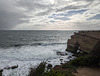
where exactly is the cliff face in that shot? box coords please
[66,31,100,57]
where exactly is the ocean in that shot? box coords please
[0,30,76,76]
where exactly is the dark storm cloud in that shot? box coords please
[16,0,50,11]
[0,0,53,30]
[0,0,28,30]
[0,0,100,30]
[16,0,54,17]
[56,3,90,12]
[36,9,53,16]
[56,0,99,12]
[56,5,80,12]
[0,9,29,30]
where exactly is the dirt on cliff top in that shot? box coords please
[73,67,100,76]
[78,31,100,39]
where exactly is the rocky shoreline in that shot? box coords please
[28,31,100,76]
[1,31,100,76]
[66,31,100,56]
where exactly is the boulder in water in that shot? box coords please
[47,64,52,69]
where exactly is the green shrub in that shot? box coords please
[65,70,75,76]
[28,62,46,76]
[62,55,99,69]
[35,62,46,76]
[0,72,2,76]
[44,69,74,76]
[29,55,99,76]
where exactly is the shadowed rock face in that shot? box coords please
[93,41,100,58]
[66,31,100,57]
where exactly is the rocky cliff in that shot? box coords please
[66,31,100,57]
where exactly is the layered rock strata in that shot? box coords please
[66,31,100,57]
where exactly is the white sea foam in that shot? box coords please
[0,31,76,76]
[0,44,74,76]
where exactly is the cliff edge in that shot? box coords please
[66,31,100,57]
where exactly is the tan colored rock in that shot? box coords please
[66,31,100,56]
[73,67,100,76]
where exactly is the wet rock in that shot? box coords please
[0,69,3,72]
[60,63,63,65]
[56,52,67,56]
[64,61,69,63]
[28,68,35,76]
[11,65,18,69]
[65,53,68,55]
[47,60,51,62]
[60,59,63,63]
[53,65,62,70]
[68,56,72,59]
[13,44,22,47]
[4,65,18,70]
[47,64,52,69]
[0,71,2,76]
[4,67,10,70]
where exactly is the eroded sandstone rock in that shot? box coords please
[66,31,100,57]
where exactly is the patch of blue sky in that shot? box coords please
[67,9,88,14]
[48,14,56,18]
[48,9,87,21]
[49,20,55,23]
[54,17,70,21]
[49,9,87,18]
[48,14,70,21]
[88,14,100,20]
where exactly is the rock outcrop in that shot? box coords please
[66,31,100,57]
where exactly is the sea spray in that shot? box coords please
[0,30,76,76]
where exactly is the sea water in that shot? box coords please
[0,30,76,76]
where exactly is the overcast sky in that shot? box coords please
[0,0,100,30]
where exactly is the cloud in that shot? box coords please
[67,9,88,14]
[48,9,88,21]
[0,0,100,30]
[56,1,90,12]
[73,20,100,30]
[88,14,100,20]
[0,0,28,30]
[49,15,70,21]
[16,0,51,11]
[36,9,54,16]
[49,20,55,23]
